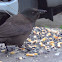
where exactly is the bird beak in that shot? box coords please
[37,9,47,14]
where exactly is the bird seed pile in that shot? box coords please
[21,27,62,56]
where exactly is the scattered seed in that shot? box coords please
[0,61,2,62]
[10,51,16,54]
[1,49,6,53]
[55,52,60,56]
[26,53,38,57]
[18,57,23,60]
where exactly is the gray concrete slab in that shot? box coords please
[36,13,62,28]
[0,48,62,62]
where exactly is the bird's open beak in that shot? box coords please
[38,9,47,14]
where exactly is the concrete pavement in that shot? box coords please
[36,13,62,28]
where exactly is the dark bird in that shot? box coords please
[0,8,46,48]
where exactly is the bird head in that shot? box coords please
[21,8,47,22]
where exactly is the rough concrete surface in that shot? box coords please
[0,13,62,62]
[36,13,62,28]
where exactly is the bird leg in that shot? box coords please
[5,43,9,53]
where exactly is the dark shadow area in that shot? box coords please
[53,5,62,15]
[0,0,11,2]
[38,0,62,21]
[0,12,10,25]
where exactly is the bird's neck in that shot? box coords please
[26,16,36,26]
[22,14,36,23]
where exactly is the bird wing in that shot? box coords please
[0,14,32,37]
